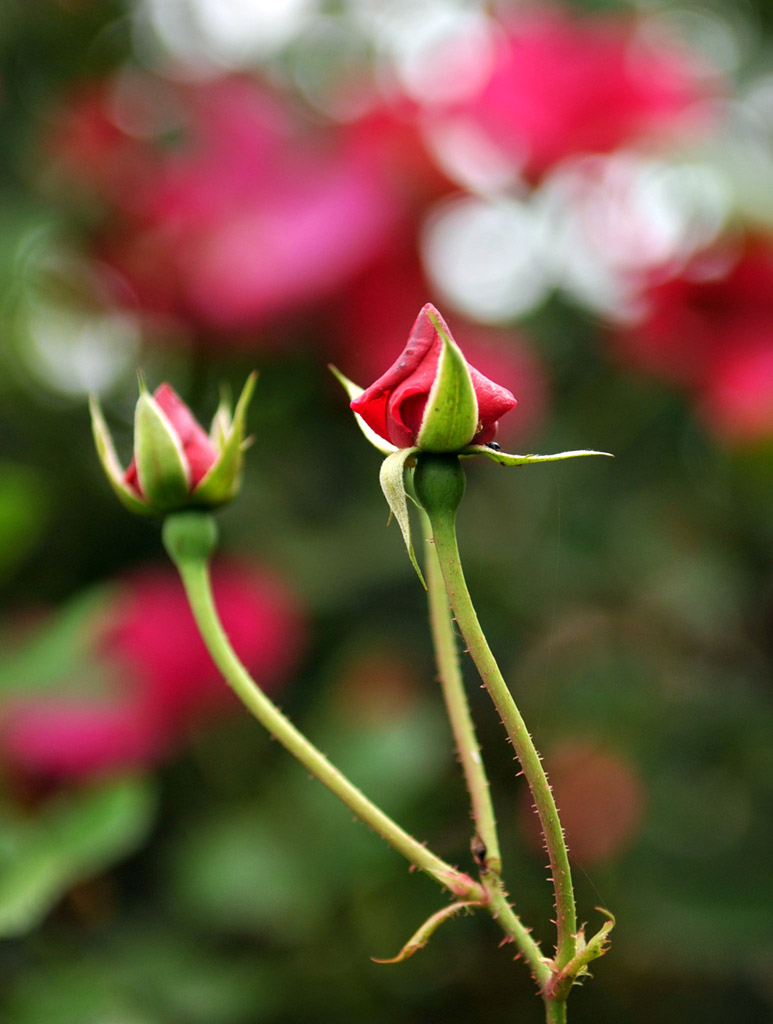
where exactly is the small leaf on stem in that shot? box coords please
[372,900,480,964]
[462,445,614,466]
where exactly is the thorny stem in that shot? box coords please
[431,510,577,964]
[423,509,550,989]
[415,456,578,972]
[481,865,551,991]
[163,511,486,905]
[545,997,568,1024]
[421,509,501,875]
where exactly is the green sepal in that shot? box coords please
[577,907,615,969]
[134,382,191,510]
[209,383,234,450]
[193,371,257,506]
[371,900,480,964]
[89,395,153,516]
[416,310,478,453]
[461,445,614,466]
[328,364,362,402]
[329,364,398,455]
[379,448,426,588]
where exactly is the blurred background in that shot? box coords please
[0,0,772,1021]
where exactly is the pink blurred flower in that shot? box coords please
[612,240,773,442]
[701,345,773,443]
[47,74,407,334]
[433,7,717,180]
[2,563,304,780]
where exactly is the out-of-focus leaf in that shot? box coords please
[0,584,114,699]
[167,695,450,940]
[168,805,328,940]
[4,924,280,1024]
[0,463,49,579]
[0,776,156,936]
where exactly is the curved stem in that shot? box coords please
[421,510,501,875]
[165,518,484,904]
[426,502,578,969]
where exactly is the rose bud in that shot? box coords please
[349,304,516,453]
[90,373,256,516]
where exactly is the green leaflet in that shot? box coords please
[550,909,616,997]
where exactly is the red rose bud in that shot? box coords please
[350,304,516,452]
[90,373,256,516]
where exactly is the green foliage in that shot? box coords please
[0,463,49,581]
[0,777,156,937]
[0,585,115,699]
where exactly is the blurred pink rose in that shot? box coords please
[434,7,717,180]
[519,742,645,865]
[700,345,773,443]
[2,563,304,779]
[612,241,773,442]
[47,74,407,334]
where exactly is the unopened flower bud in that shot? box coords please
[350,304,516,454]
[90,373,256,516]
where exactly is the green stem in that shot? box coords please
[422,510,501,875]
[545,997,568,1024]
[415,458,577,970]
[162,512,485,904]
[481,866,551,991]
[423,510,550,987]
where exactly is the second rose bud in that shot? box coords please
[350,304,517,453]
[90,373,256,517]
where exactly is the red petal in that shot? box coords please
[470,367,517,443]
[351,303,442,445]
[350,303,517,448]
